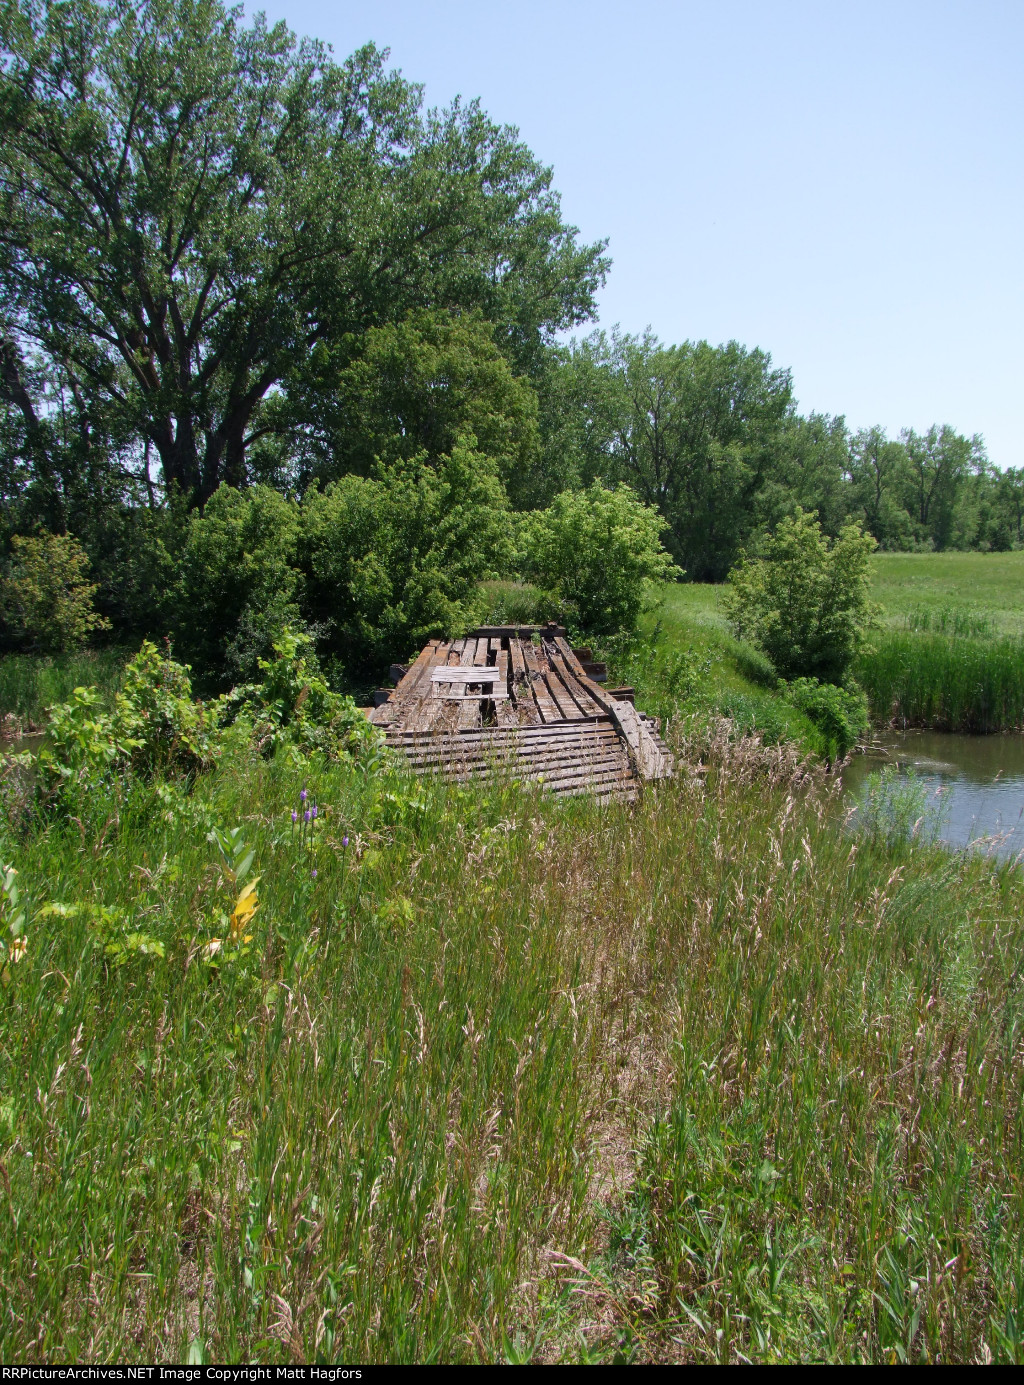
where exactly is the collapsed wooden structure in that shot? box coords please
[368,624,673,803]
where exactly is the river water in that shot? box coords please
[841,730,1024,862]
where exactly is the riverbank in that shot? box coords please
[1,716,1022,1362]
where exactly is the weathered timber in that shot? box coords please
[375,628,673,800]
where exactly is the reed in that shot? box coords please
[858,631,1024,732]
[1,720,1023,1361]
[0,648,128,732]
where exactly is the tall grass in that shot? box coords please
[2,723,1024,1361]
[858,631,1024,732]
[0,649,128,731]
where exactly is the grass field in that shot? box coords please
[868,551,1024,635]
[2,724,1024,1362]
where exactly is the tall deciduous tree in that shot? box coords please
[0,0,606,506]
[570,331,794,580]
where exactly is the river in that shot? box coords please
[842,730,1024,862]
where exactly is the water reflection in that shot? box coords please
[842,730,1024,861]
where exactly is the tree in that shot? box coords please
[300,434,510,678]
[521,482,680,636]
[170,483,302,687]
[724,508,877,684]
[1,531,110,651]
[566,331,794,580]
[900,426,983,550]
[0,0,607,506]
[291,310,542,504]
[848,427,913,549]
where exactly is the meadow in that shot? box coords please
[1,719,1023,1362]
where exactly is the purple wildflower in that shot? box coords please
[300,788,307,802]
[291,810,298,823]
[311,805,318,819]
[311,869,318,879]
[304,809,311,823]
[342,836,349,848]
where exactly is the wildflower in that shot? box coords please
[291,810,298,823]
[304,809,311,823]
[311,869,318,879]
[311,805,318,820]
[342,836,349,848]
[300,789,307,802]
[10,936,27,964]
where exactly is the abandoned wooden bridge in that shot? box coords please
[368,624,673,803]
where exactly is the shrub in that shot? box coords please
[114,640,217,774]
[219,629,380,761]
[783,676,869,762]
[171,485,303,689]
[301,435,511,678]
[521,483,681,637]
[1,533,110,653]
[724,508,877,683]
[478,580,557,627]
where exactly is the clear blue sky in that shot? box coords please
[260,0,1023,468]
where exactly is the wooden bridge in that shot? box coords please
[368,624,673,803]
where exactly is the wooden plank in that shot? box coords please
[545,648,604,719]
[552,635,671,781]
[521,637,562,723]
[494,647,518,728]
[430,666,503,684]
[456,638,484,730]
[371,639,448,726]
[404,646,460,733]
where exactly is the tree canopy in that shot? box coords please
[0,0,606,507]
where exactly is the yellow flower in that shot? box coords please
[9,936,26,964]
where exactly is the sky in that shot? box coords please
[260,0,1023,468]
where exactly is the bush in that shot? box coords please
[219,629,381,761]
[301,436,511,679]
[724,508,877,683]
[478,580,558,627]
[114,640,217,775]
[1,533,110,652]
[520,483,681,637]
[171,485,303,690]
[783,676,869,762]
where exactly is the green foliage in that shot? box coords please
[302,438,510,677]
[36,685,139,802]
[0,860,27,976]
[725,508,878,683]
[857,631,1024,733]
[221,629,380,760]
[114,640,216,774]
[1,719,1023,1360]
[172,485,303,689]
[521,482,681,637]
[601,627,711,723]
[300,310,542,502]
[1,532,110,653]
[559,331,796,581]
[783,676,868,761]
[852,764,932,849]
[0,648,126,730]
[0,0,606,504]
[479,580,556,627]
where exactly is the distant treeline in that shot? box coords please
[0,0,1017,671]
